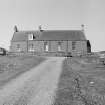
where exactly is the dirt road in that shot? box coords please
[0,57,64,105]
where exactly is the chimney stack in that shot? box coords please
[14,25,18,32]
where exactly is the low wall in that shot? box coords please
[8,51,88,57]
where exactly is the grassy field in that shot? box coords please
[0,55,45,87]
[54,57,105,105]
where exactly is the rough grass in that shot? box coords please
[0,55,45,87]
[53,57,105,105]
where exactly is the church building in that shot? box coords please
[10,25,91,56]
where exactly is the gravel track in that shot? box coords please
[0,57,64,105]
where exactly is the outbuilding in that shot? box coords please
[0,47,6,55]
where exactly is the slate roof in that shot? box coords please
[11,31,41,41]
[11,30,87,41]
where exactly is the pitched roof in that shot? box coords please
[39,30,86,40]
[11,30,87,41]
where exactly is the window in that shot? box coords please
[72,41,76,50]
[58,42,62,51]
[28,34,34,40]
[29,44,34,52]
[17,44,21,52]
[44,42,49,51]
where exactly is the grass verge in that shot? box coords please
[0,55,45,87]
[53,57,105,105]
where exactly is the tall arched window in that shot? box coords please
[44,42,49,51]
[72,41,76,50]
[58,42,62,51]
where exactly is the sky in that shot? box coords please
[0,0,105,52]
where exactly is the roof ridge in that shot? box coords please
[45,29,82,31]
[15,30,83,32]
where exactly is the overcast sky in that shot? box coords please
[0,0,105,52]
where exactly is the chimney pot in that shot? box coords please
[38,25,43,32]
[81,24,84,31]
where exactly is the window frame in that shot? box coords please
[28,43,34,52]
[28,34,34,40]
[17,44,21,52]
